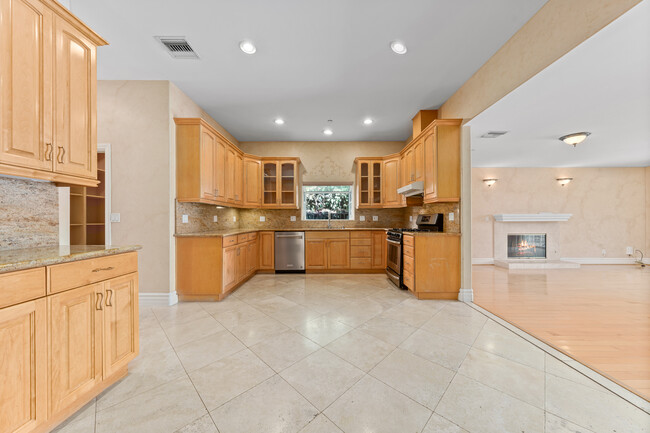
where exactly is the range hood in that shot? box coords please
[397,181,424,197]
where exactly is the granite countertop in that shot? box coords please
[407,232,461,237]
[0,245,142,274]
[175,227,392,237]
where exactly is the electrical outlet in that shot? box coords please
[373,216,378,222]
[409,215,413,222]
[290,216,296,222]
[213,215,218,222]
[260,216,265,222]
[110,213,120,223]
[233,216,237,222]
[626,246,634,255]
[182,215,189,224]
[359,216,365,221]
[449,212,455,221]
[601,249,606,257]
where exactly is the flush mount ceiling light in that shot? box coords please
[481,131,508,139]
[390,41,407,55]
[559,132,590,147]
[556,177,573,187]
[483,178,498,187]
[323,128,334,136]
[274,118,285,125]
[239,40,257,54]
[363,118,373,125]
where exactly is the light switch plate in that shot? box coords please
[626,246,634,255]
[110,213,120,223]
[182,215,189,224]
[213,215,218,222]
[449,212,455,221]
[359,216,365,221]
[290,216,296,222]
[372,216,378,221]
[260,216,265,222]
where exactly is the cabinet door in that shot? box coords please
[234,153,243,205]
[237,244,247,281]
[49,283,103,415]
[246,241,258,274]
[0,0,53,172]
[414,139,424,182]
[327,239,350,269]
[358,161,370,207]
[259,231,274,270]
[243,157,261,207]
[53,15,96,178]
[305,240,326,269]
[200,128,216,200]
[214,138,226,201]
[223,246,237,290]
[404,148,414,183]
[0,298,47,433]
[280,161,296,207]
[382,157,400,207]
[372,231,386,269]
[262,162,278,206]
[423,130,437,201]
[225,147,236,203]
[103,273,139,378]
[371,161,382,205]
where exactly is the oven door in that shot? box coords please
[386,238,402,287]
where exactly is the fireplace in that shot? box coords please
[507,234,546,259]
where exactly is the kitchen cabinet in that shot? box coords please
[350,231,372,269]
[223,245,238,291]
[413,139,424,182]
[371,231,387,269]
[413,234,460,299]
[0,0,106,187]
[243,156,261,207]
[305,240,327,269]
[259,231,275,270]
[327,239,350,269]
[247,237,259,274]
[401,147,414,186]
[262,159,300,208]
[382,156,403,208]
[355,159,382,208]
[423,122,461,203]
[200,127,217,200]
[236,243,247,282]
[305,232,350,270]
[214,138,227,202]
[235,153,243,205]
[402,234,415,291]
[102,273,139,378]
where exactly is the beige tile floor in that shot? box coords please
[53,274,650,433]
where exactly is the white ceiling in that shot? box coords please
[468,1,650,168]
[69,0,546,141]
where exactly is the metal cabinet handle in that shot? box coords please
[92,266,115,273]
[45,143,53,161]
[106,289,113,307]
[96,292,103,310]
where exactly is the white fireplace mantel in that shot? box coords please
[493,213,572,222]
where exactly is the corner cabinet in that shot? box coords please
[262,159,299,209]
[0,0,107,187]
[423,121,461,203]
[355,159,383,208]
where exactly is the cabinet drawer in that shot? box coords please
[350,231,371,239]
[403,245,414,258]
[403,235,414,247]
[350,245,371,258]
[0,267,46,308]
[223,235,237,246]
[403,271,414,291]
[48,252,138,294]
[350,258,372,269]
[350,238,372,246]
[305,231,350,240]
[237,234,249,243]
[403,255,414,273]
[248,232,258,241]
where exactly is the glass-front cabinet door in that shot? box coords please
[280,162,296,207]
[263,162,277,205]
[357,159,382,208]
[372,162,382,205]
[359,162,370,206]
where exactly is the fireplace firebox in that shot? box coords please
[507,234,546,259]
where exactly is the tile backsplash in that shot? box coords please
[175,201,240,234]
[0,177,59,249]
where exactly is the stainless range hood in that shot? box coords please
[397,181,424,197]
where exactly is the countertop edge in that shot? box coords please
[175,228,392,237]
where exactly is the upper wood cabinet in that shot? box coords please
[356,159,382,208]
[382,156,403,208]
[423,122,461,203]
[0,0,106,186]
[262,159,299,209]
[243,156,261,207]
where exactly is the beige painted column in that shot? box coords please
[458,124,473,302]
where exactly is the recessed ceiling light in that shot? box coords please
[274,118,285,125]
[559,132,590,147]
[363,118,373,125]
[323,128,333,136]
[239,40,256,54]
[390,41,407,55]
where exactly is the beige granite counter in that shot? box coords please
[0,245,142,274]
[175,228,391,237]
[407,232,461,237]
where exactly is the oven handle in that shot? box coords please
[386,238,401,246]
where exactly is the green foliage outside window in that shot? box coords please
[303,185,351,220]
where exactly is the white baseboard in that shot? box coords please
[473,257,645,265]
[472,258,494,265]
[139,292,178,307]
[458,288,474,302]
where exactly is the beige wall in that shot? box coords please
[472,167,649,259]
[647,167,650,255]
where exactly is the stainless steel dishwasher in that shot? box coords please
[274,231,305,272]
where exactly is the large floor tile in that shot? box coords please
[228,314,289,346]
[250,330,320,372]
[472,320,545,370]
[458,347,545,409]
[420,310,486,346]
[295,315,353,346]
[379,303,437,327]
[175,330,246,372]
[421,414,469,433]
[153,303,211,326]
[189,349,275,411]
[298,414,343,433]
[138,324,174,355]
[268,304,324,329]
[545,354,609,393]
[280,349,364,410]
[546,374,650,433]
[175,415,219,433]
[545,413,595,433]
[162,315,226,347]
[399,329,470,371]
[210,302,266,329]
[325,329,394,372]
[436,374,544,433]
[370,348,454,409]
[357,316,417,346]
[249,295,299,315]
[324,375,432,433]
[324,300,383,327]
[96,377,206,433]
[52,399,96,433]
[211,375,319,433]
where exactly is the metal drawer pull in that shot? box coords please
[106,289,113,307]
[92,266,115,272]
[96,292,103,310]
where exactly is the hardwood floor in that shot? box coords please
[473,264,650,401]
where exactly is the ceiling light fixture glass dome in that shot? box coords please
[323,128,333,136]
[239,40,256,54]
[274,118,285,125]
[390,41,407,54]
[559,132,590,147]
[363,118,373,125]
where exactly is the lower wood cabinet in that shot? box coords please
[412,234,461,300]
[259,231,274,270]
[103,274,139,378]
[305,232,350,270]
[222,245,238,291]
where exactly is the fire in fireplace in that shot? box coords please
[507,234,546,259]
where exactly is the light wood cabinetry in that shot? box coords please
[0,0,106,187]
[305,239,326,269]
[222,245,237,291]
[243,156,261,207]
[402,234,415,291]
[69,152,106,245]
[355,159,382,208]
[413,235,460,299]
[0,252,139,433]
[371,231,387,269]
[382,156,403,208]
[262,159,299,209]
[259,231,275,270]
[423,123,461,203]
[305,232,350,270]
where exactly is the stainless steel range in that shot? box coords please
[386,214,444,288]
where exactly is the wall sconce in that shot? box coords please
[556,178,573,187]
[483,178,498,187]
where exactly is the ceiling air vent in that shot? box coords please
[480,131,509,138]
[155,36,199,59]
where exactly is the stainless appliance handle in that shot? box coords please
[276,234,303,238]
[386,239,401,246]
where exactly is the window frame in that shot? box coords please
[301,183,354,221]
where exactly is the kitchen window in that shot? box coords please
[302,184,353,221]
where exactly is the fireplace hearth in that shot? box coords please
[507,234,546,259]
